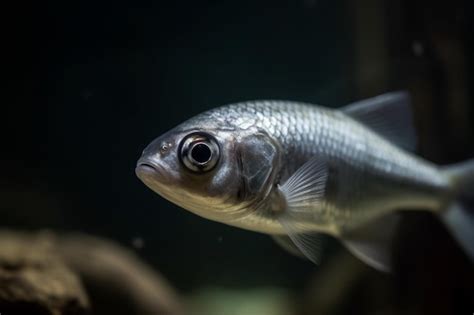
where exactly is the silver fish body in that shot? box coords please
[136,92,474,271]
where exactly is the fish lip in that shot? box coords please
[135,158,163,179]
[136,162,157,172]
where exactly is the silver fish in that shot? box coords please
[136,91,474,271]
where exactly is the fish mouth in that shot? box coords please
[135,158,183,206]
[136,162,157,173]
[135,158,164,183]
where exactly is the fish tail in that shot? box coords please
[440,159,474,261]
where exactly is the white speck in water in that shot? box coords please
[217,236,223,243]
[131,237,145,249]
[412,41,424,56]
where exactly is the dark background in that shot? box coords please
[3,0,474,314]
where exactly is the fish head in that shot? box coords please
[136,115,280,223]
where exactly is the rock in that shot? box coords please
[57,234,183,315]
[0,230,90,315]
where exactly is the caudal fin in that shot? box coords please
[441,159,474,261]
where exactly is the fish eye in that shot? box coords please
[191,143,212,163]
[180,133,220,172]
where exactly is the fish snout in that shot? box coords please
[135,157,164,183]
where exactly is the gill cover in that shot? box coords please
[237,134,278,198]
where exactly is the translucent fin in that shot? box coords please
[441,203,474,261]
[271,235,304,258]
[442,158,474,196]
[278,225,327,264]
[440,159,474,261]
[342,91,416,151]
[341,213,400,272]
[278,157,328,210]
[277,157,328,264]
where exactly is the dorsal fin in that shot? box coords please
[342,91,416,151]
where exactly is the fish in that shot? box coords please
[136,91,474,272]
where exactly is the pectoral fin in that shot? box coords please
[277,156,329,264]
[271,235,304,258]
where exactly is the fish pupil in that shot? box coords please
[191,143,212,164]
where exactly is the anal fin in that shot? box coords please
[341,213,400,272]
